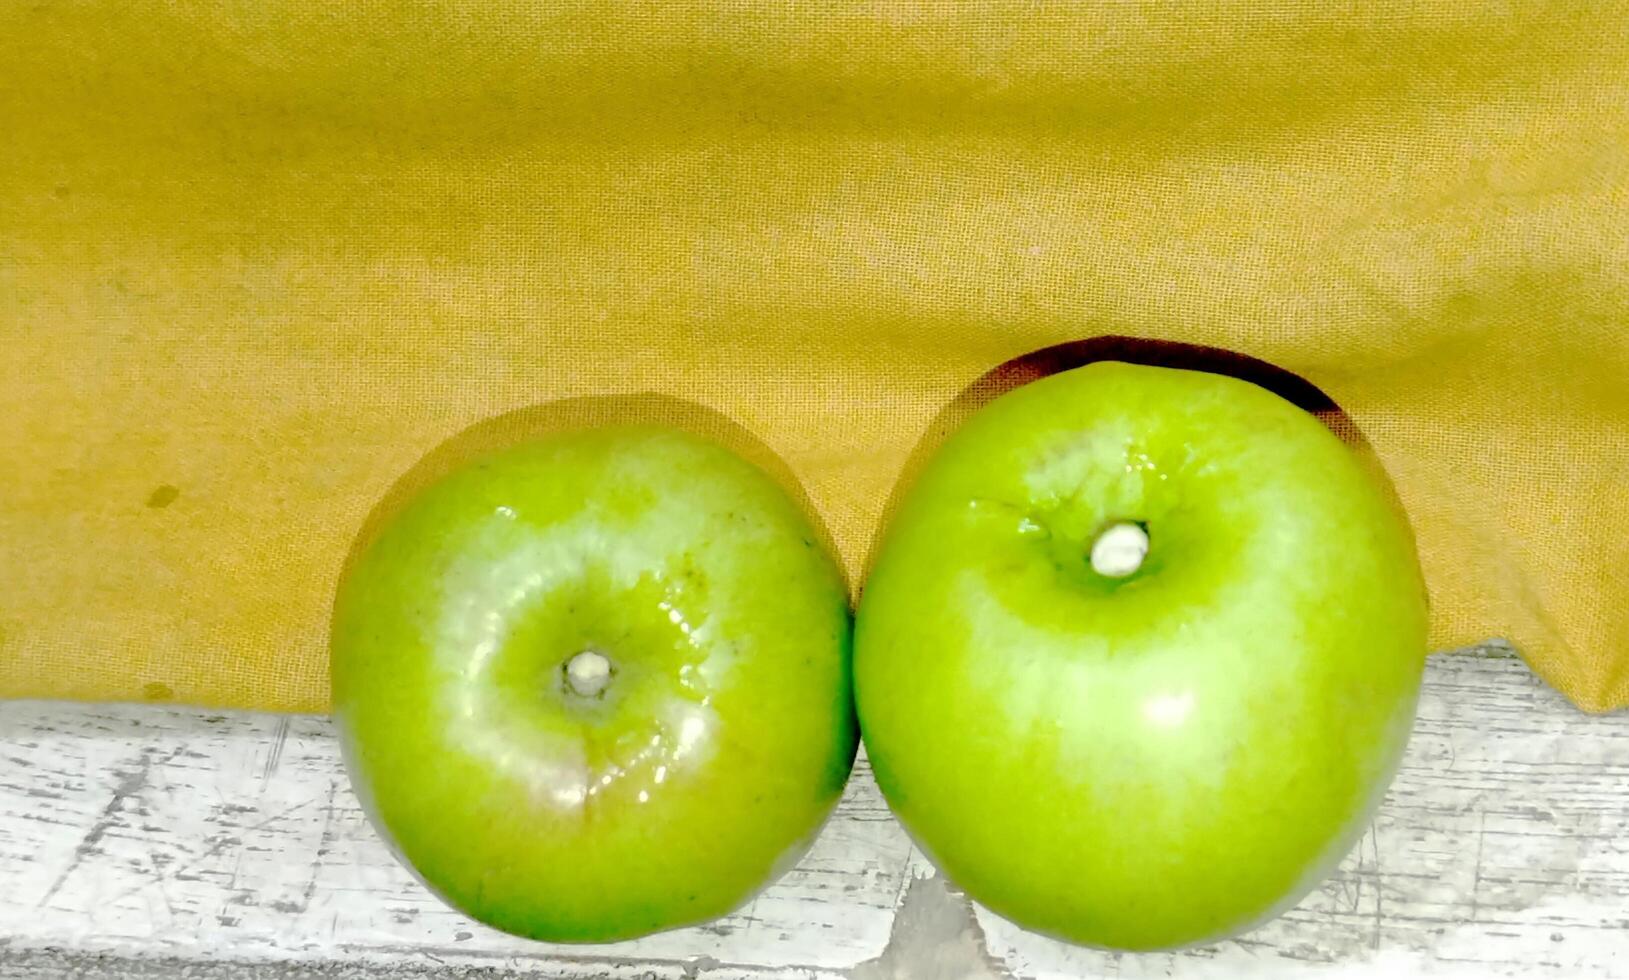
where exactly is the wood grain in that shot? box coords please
[1,645,1624,979]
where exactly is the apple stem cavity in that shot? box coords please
[565,650,613,698]
[1090,521,1150,579]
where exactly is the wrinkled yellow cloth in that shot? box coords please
[3,3,1627,714]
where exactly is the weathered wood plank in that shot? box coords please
[1,646,1624,979]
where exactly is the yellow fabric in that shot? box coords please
[3,3,1627,714]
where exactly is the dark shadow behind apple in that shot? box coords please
[341,392,848,598]
[864,336,1402,585]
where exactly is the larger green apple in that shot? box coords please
[855,361,1427,950]
[332,426,856,943]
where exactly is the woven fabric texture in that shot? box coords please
[2,3,1626,712]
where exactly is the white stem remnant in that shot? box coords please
[1090,522,1149,578]
[565,650,613,697]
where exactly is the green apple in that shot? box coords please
[332,426,856,943]
[855,361,1427,951]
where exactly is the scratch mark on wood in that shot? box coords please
[296,778,341,915]
[262,717,291,786]
[101,799,316,909]
[1370,824,1384,952]
[36,748,153,909]
[1470,811,1487,924]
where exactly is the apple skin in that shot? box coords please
[332,426,856,943]
[855,361,1427,951]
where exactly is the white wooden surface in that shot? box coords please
[1,644,1625,980]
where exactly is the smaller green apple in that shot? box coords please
[332,426,857,943]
